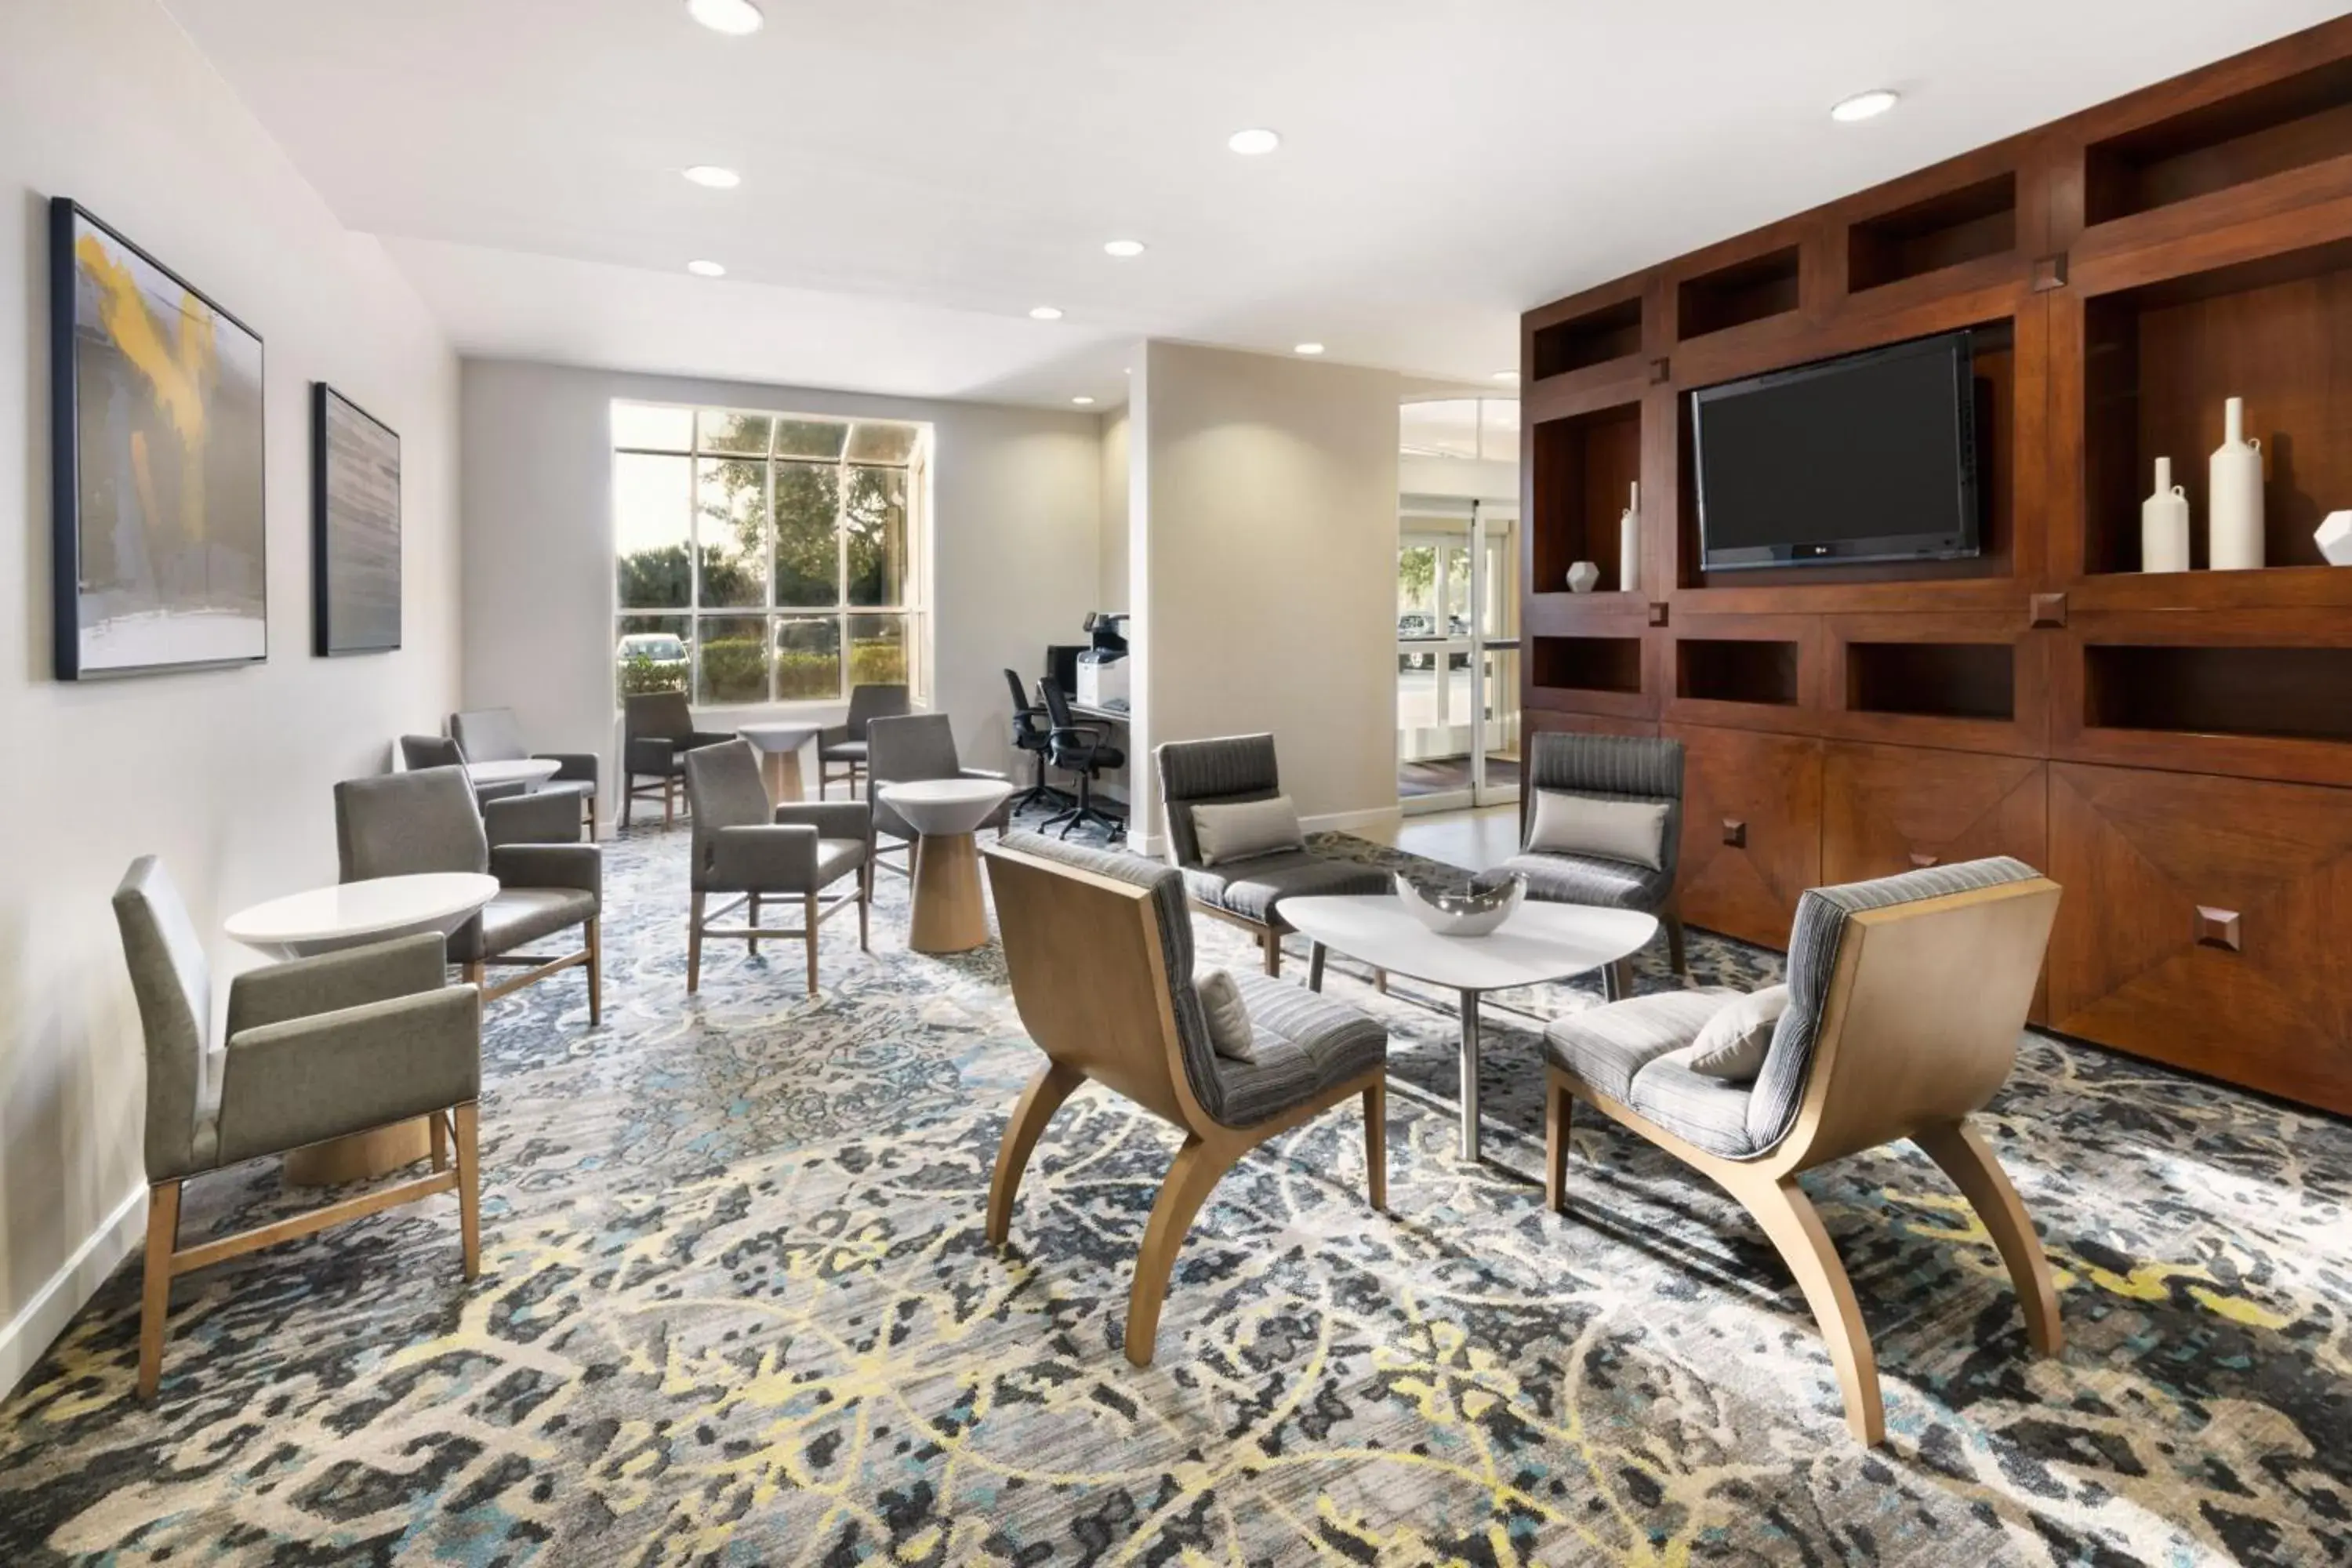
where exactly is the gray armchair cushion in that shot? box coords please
[624,693,731,776]
[1156,734,1281,869]
[1515,735,1686,913]
[400,734,463,771]
[704,825,865,893]
[479,888,600,955]
[112,857,220,1181]
[866,716,1011,840]
[488,841,601,898]
[225,932,448,1036]
[484,789,586,848]
[819,738,869,764]
[450,708,529,763]
[336,768,489,881]
[1182,850,1390,924]
[1497,851,1674,913]
[775,801,873,839]
[1214,971,1387,1127]
[540,757,601,787]
[215,985,481,1168]
[1544,989,1762,1158]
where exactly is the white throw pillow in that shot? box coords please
[1526,790,1669,871]
[1685,985,1790,1082]
[1196,969,1256,1062]
[1191,795,1305,867]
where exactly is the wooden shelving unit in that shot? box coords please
[1519,14,2352,1116]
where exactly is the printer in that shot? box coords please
[1076,612,1131,709]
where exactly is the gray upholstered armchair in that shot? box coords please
[622,691,734,828]
[336,767,603,1022]
[981,832,1388,1366]
[1501,731,1689,996]
[113,857,483,1399]
[866,713,1011,880]
[452,706,599,838]
[683,739,870,994]
[1544,858,2063,1444]
[1154,733,1388,977]
[398,734,580,848]
[818,683,910,798]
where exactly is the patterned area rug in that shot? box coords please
[2,815,2347,1565]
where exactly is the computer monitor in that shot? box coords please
[1045,644,1083,696]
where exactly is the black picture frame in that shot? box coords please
[310,383,403,655]
[50,197,269,680]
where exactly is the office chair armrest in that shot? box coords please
[217,985,481,1163]
[710,822,821,888]
[483,790,585,848]
[773,801,870,838]
[225,931,451,1036]
[535,751,601,784]
[490,842,603,898]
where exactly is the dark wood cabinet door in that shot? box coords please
[1668,724,1823,948]
[2048,763,2352,1116]
[1822,744,2049,883]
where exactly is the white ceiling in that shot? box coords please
[165,0,2342,408]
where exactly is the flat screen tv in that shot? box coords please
[1691,330,1980,571]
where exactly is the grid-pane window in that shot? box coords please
[613,401,927,706]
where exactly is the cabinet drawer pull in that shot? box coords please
[2195,907,2241,953]
[1722,818,1748,848]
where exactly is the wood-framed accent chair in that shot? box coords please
[336,767,604,1022]
[981,831,1389,1365]
[397,734,581,848]
[818,683,911,799]
[867,713,1011,880]
[112,857,483,1399]
[451,706,599,838]
[683,739,870,994]
[622,691,734,829]
[1542,858,2064,1444]
[1502,731,1689,999]
[1154,733,1389,977]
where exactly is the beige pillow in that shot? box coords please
[1196,969,1256,1062]
[1526,790,1668,871]
[1191,795,1304,867]
[1686,985,1790,1082]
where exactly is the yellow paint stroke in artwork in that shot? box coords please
[76,231,219,542]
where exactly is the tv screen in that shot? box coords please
[1692,331,1980,571]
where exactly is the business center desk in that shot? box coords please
[1070,701,1130,727]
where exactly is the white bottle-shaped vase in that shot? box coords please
[2208,397,2264,572]
[2140,456,2190,573]
[1617,481,1642,593]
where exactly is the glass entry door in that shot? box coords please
[1397,499,1519,811]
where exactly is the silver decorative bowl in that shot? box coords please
[1394,871,1526,938]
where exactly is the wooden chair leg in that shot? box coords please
[585,918,602,1025]
[1602,958,1632,1001]
[1374,968,1388,996]
[1914,1120,2063,1356]
[429,1112,449,1172]
[747,894,760,957]
[1125,1136,1243,1367]
[463,960,485,989]
[1261,927,1281,978]
[1544,1074,1573,1214]
[1363,1079,1387,1213]
[622,775,633,829]
[1308,942,1327,993]
[1725,1171,1884,1444]
[804,892,819,994]
[664,777,676,826]
[986,1062,1084,1244]
[686,892,705,994]
[1665,913,1689,977]
[137,1179,182,1401]
[454,1102,481,1280]
[857,869,870,951]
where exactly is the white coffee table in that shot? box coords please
[879,779,1014,953]
[737,723,824,803]
[464,758,561,791]
[1279,895,1658,1160]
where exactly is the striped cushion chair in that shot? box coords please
[1499,731,1687,996]
[1542,858,2065,1445]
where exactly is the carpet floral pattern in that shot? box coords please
[0,815,2346,1565]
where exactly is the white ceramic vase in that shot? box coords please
[1617,481,1641,593]
[2209,397,2264,572]
[2140,456,2190,573]
[1566,561,1599,593]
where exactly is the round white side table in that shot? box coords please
[463,758,561,791]
[879,779,1014,953]
[736,723,825,803]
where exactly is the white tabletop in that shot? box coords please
[736,724,824,751]
[1279,895,1657,993]
[879,777,1015,836]
[225,872,500,957]
[465,758,561,788]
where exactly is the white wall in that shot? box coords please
[1098,405,1130,612]
[0,0,462,1390]
[458,361,1101,798]
[1129,342,1400,848]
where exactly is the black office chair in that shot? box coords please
[1036,679,1126,841]
[1004,669,1070,817]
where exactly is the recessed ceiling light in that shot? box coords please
[1029,306,1065,321]
[683,165,741,189]
[686,259,727,278]
[686,0,764,35]
[1294,342,1325,356]
[1071,395,1097,405]
[1103,239,1146,258]
[1493,370,1520,382]
[1830,89,1900,123]
[1228,128,1281,157]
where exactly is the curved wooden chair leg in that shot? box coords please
[1544,1074,1573,1214]
[1725,1171,1884,1444]
[1124,1136,1242,1366]
[1362,1079,1387,1213]
[985,1062,1083,1245]
[1915,1120,2063,1356]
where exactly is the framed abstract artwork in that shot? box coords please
[50,198,267,679]
[310,384,402,655]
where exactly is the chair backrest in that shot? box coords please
[682,740,773,887]
[1004,669,1047,747]
[401,733,463,770]
[1519,732,1686,873]
[450,708,528,763]
[1153,734,1281,869]
[1751,858,2060,1167]
[869,712,961,788]
[111,856,214,1181]
[844,683,910,739]
[983,832,1234,1132]
[334,768,490,881]
[625,691,695,746]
